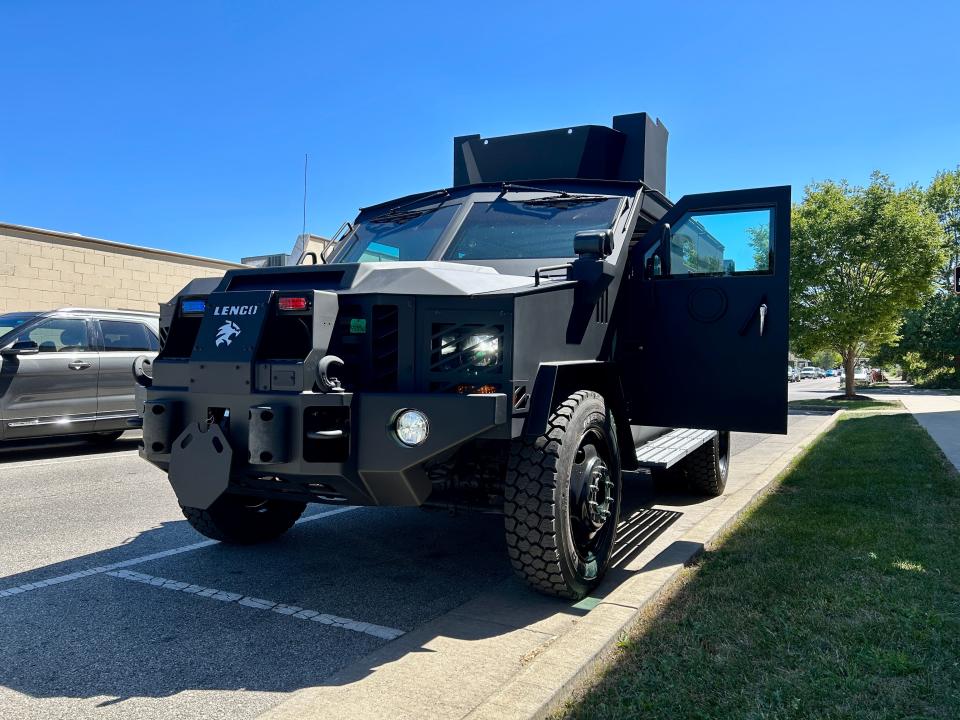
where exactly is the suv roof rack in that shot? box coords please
[55,307,158,317]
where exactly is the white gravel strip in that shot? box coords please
[0,505,358,599]
[106,568,405,640]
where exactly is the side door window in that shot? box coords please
[100,320,156,352]
[20,317,92,352]
[658,208,773,277]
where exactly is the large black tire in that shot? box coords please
[651,431,730,497]
[504,391,622,599]
[684,431,730,496]
[181,494,306,544]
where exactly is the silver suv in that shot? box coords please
[0,308,159,443]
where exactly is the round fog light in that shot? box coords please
[395,409,429,447]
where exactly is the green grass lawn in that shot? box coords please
[788,398,902,411]
[558,410,960,720]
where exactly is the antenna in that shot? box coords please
[302,153,309,240]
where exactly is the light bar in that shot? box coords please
[278,296,309,311]
[181,299,206,314]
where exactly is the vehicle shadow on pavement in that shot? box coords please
[0,474,682,709]
[0,434,141,463]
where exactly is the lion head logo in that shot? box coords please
[215,320,241,348]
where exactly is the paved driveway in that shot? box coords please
[0,422,817,719]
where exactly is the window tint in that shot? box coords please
[100,320,156,351]
[666,208,773,276]
[20,318,91,352]
[445,198,622,260]
[337,204,460,263]
[0,313,37,342]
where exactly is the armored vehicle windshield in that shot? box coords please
[444,196,621,260]
[332,190,624,264]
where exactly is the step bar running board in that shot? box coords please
[635,428,718,469]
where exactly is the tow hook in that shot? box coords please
[317,355,345,393]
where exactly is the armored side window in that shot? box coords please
[663,208,773,277]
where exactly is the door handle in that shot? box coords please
[738,296,769,337]
[68,361,91,371]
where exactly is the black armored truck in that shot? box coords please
[136,113,790,599]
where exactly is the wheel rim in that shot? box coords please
[568,427,618,578]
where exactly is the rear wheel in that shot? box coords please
[504,391,622,599]
[650,431,730,497]
[685,431,729,496]
[181,493,306,544]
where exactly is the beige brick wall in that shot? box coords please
[0,223,245,314]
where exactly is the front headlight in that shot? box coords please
[430,322,505,380]
[440,335,458,356]
[465,334,500,367]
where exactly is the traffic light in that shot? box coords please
[955,266,960,294]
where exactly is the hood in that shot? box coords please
[218,261,537,297]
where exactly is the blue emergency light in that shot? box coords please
[181,299,207,315]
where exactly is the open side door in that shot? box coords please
[620,186,790,434]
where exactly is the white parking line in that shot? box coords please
[106,568,405,641]
[0,505,359,599]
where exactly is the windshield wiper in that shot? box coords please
[370,206,442,224]
[499,182,607,205]
[369,189,450,224]
[519,195,608,206]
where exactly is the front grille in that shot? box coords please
[328,303,364,391]
[371,304,399,392]
[158,326,169,351]
[325,303,399,392]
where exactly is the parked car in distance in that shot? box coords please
[788,365,799,382]
[838,367,871,385]
[0,308,159,442]
[799,366,820,379]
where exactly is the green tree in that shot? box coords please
[877,168,960,384]
[926,167,960,288]
[791,173,946,398]
[811,349,841,370]
[895,294,960,381]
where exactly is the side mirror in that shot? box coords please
[1,340,39,357]
[574,229,614,259]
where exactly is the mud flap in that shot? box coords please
[168,422,233,510]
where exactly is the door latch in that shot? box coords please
[738,296,769,337]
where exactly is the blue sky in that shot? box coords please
[1,1,958,263]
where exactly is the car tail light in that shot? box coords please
[278,296,309,312]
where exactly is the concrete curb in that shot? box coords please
[464,410,843,720]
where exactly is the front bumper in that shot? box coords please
[141,390,509,509]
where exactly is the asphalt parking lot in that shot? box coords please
[0,426,785,719]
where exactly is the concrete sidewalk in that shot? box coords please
[259,412,839,720]
[896,393,960,472]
